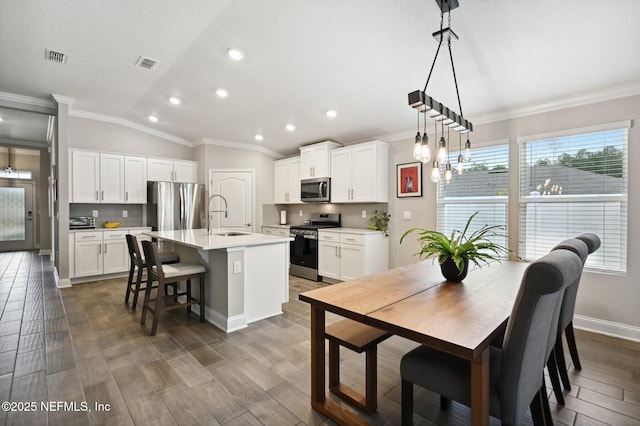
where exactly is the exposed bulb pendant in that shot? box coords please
[457,153,464,174]
[464,138,472,162]
[445,162,453,183]
[419,110,431,163]
[413,132,422,160]
[430,159,441,183]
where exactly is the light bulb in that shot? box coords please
[445,163,452,182]
[420,133,430,163]
[464,139,472,162]
[430,160,441,183]
[438,137,447,162]
[457,153,464,175]
[413,132,422,160]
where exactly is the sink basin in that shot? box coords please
[213,232,250,237]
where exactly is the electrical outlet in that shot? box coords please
[403,211,412,220]
[361,210,367,218]
[122,210,128,218]
[92,210,99,218]
[233,260,242,274]
[299,210,303,217]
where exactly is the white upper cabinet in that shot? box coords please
[299,141,341,179]
[274,157,301,204]
[71,151,125,203]
[147,158,197,183]
[330,140,389,203]
[124,156,147,203]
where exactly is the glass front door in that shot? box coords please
[0,180,35,251]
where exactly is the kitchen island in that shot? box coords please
[144,228,291,332]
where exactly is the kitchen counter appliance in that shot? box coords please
[290,212,340,281]
[69,216,95,229]
[301,177,331,203]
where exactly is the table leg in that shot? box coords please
[470,348,490,426]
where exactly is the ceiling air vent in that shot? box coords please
[135,56,159,70]
[45,49,68,64]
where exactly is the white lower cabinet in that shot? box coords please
[318,229,388,282]
[262,225,291,237]
[72,228,150,279]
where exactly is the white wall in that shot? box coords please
[385,94,640,333]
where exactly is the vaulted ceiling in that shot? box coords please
[1,0,639,155]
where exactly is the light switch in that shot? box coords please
[299,210,303,216]
[122,210,128,218]
[403,211,412,220]
[233,260,242,274]
[361,210,367,218]
[92,210,99,218]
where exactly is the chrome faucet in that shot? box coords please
[207,194,229,235]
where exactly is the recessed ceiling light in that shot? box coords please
[216,89,229,98]
[326,110,338,118]
[148,115,158,122]
[285,124,295,132]
[169,97,181,105]
[0,117,3,122]
[227,48,244,61]
[254,134,264,141]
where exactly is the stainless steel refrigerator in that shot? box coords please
[146,181,205,231]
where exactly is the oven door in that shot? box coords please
[290,234,318,269]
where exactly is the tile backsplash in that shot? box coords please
[70,204,144,228]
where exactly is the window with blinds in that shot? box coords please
[437,143,509,253]
[518,121,629,273]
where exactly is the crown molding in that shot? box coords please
[0,91,55,108]
[195,137,284,159]
[51,94,74,105]
[472,81,640,125]
[69,110,193,147]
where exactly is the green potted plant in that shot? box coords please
[369,210,390,237]
[400,211,510,282]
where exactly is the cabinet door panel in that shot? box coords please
[100,154,125,203]
[72,151,100,202]
[274,161,289,204]
[147,158,174,181]
[351,145,377,202]
[75,241,102,277]
[339,244,364,281]
[287,158,301,203]
[103,239,128,274]
[124,156,147,203]
[330,149,352,202]
[173,161,196,183]
[318,241,340,280]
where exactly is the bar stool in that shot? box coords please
[124,234,180,310]
[140,240,206,336]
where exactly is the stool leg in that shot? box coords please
[131,266,144,310]
[140,275,153,326]
[365,347,378,412]
[125,263,135,304]
[186,279,192,314]
[150,281,165,336]
[199,273,205,322]
[328,340,340,391]
[401,379,413,426]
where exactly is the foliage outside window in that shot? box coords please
[437,142,510,255]
[518,122,629,273]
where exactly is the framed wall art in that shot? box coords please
[397,162,422,198]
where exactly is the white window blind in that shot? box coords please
[519,122,628,273]
[437,143,509,252]
[0,170,32,179]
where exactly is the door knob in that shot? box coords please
[246,223,251,227]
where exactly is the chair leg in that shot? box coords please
[199,273,205,322]
[131,267,144,310]
[547,351,565,405]
[401,379,413,426]
[555,338,571,391]
[150,281,165,336]
[125,264,135,304]
[186,279,192,314]
[541,377,553,426]
[440,395,451,410]
[140,275,154,326]
[565,322,582,370]
[530,388,550,426]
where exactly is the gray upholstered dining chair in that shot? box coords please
[549,233,600,403]
[400,249,583,426]
[547,238,589,405]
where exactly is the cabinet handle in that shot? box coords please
[345,238,356,241]
[98,244,101,254]
[95,191,99,200]
[125,192,128,202]
[101,191,104,201]
[335,246,338,257]
[104,243,107,254]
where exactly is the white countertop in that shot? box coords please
[69,226,151,233]
[145,228,292,250]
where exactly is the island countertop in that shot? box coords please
[144,228,291,251]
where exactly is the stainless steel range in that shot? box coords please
[289,213,341,281]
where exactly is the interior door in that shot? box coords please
[208,170,254,232]
[0,180,35,251]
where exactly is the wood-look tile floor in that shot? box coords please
[1,251,639,425]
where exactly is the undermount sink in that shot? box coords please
[213,231,250,237]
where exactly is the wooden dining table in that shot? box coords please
[299,258,530,426]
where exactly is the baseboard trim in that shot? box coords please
[57,277,72,288]
[205,307,247,333]
[39,249,52,256]
[573,315,640,343]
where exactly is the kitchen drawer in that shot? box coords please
[75,231,102,242]
[340,233,365,245]
[318,231,340,242]
[103,231,127,240]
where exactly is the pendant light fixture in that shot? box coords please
[4,147,15,173]
[408,0,473,182]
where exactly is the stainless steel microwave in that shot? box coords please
[301,177,330,203]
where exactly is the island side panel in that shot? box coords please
[244,242,288,323]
